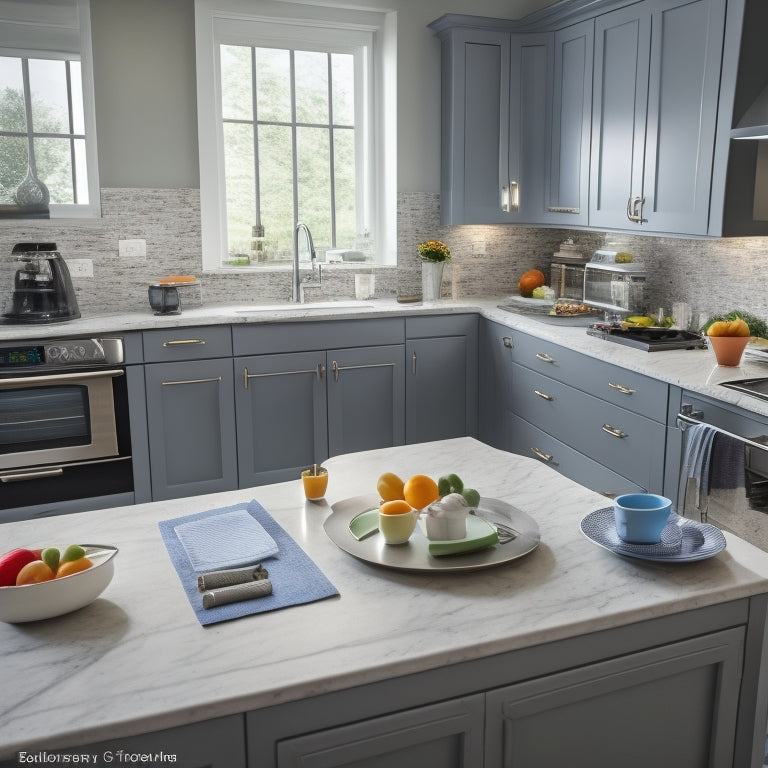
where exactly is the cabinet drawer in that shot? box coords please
[512,364,665,490]
[233,318,405,356]
[405,313,477,338]
[507,330,668,422]
[142,326,233,362]
[509,414,646,496]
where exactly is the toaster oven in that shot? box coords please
[583,262,646,316]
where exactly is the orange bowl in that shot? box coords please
[708,335,749,366]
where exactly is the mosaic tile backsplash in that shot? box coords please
[0,188,766,323]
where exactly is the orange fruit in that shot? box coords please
[377,472,405,502]
[15,560,54,585]
[380,499,414,515]
[56,557,93,579]
[403,474,440,509]
[518,269,546,298]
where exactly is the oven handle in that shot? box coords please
[1,467,64,483]
[0,369,124,388]
[676,412,768,454]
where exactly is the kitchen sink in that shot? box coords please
[232,301,375,314]
[720,377,768,402]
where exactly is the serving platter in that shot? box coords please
[324,494,541,573]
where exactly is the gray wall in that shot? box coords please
[89,0,557,192]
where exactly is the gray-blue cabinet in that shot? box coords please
[588,0,726,234]
[142,326,238,501]
[543,19,593,227]
[405,314,478,444]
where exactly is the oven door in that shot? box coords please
[677,406,768,552]
[0,369,123,472]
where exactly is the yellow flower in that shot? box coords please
[418,240,451,262]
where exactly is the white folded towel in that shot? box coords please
[174,509,279,573]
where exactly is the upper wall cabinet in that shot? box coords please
[431,0,768,238]
[589,0,726,234]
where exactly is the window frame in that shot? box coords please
[0,0,101,220]
[195,0,396,271]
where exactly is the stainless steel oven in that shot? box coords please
[0,337,133,516]
[675,395,768,553]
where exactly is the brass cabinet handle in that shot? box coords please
[535,352,556,364]
[242,364,324,390]
[602,423,628,438]
[162,339,206,346]
[531,446,558,465]
[162,376,221,386]
[533,389,554,401]
[608,382,636,395]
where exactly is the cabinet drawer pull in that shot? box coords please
[502,336,513,348]
[332,361,395,383]
[601,423,628,438]
[546,206,580,214]
[162,376,221,386]
[243,365,323,389]
[535,352,556,364]
[531,446,558,465]
[162,339,206,347]
[533,389,554,401]
[608,382,636,395]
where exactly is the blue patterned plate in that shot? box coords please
[580,507,726,562]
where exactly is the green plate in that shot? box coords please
[426,516,499,557]
[349,507,379,540]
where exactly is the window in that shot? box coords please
[196,1,396,270]
[0,0,100,219]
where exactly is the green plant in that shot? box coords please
[701,310,768,339]
[418,240,451,262]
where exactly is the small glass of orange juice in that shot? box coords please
[302,465,329,500]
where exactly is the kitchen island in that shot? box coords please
[2,437,768,766]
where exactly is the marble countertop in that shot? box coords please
[2,296,768,418]
[3,437,768,757]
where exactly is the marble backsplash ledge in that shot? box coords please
[0,188,766,321]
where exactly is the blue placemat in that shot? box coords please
[159,499,339,626]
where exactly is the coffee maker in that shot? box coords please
[2,242,81,323]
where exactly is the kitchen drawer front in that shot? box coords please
[512,364,665,490]
[506,330,668,422]
[233,318,405,356]
[405,313,477,338]
[142,325,233,362]
[509,414,646,496]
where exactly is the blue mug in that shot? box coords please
[613,493,672,544]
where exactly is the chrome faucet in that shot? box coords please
[292,222,322,302]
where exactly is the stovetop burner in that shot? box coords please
[586,324,708,351]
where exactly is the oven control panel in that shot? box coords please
[0,338,124,372]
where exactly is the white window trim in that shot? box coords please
[195,0,396,270]
[0,0,101,220]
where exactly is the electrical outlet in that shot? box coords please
[119,238,147,261]
[66,258,93,278]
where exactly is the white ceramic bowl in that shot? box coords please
[0,545,118,623]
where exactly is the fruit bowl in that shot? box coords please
[0,545,118,623]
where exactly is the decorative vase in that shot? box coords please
[421,261,444,301]
[708,335,749,367]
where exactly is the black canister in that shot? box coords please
[148,284,181,315]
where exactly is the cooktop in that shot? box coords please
[586,325,708,352]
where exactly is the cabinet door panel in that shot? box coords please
[589,5,650,229]
[544,20,593,226]
[144,359,237,500]
[642,0,726,234]
[235,352,328,487]
[327,345,404,457]
[277,695,484,768]
[406,336,468,443]
[485,629,743,768]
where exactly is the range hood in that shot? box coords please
[732,84,768,140]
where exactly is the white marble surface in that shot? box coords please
[2,437,768,757]
[2,297,768,419]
